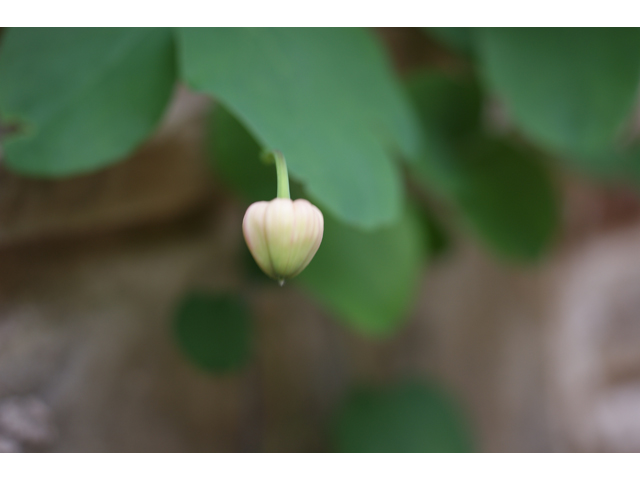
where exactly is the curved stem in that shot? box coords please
[273,150,290,199]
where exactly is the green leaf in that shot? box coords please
[332,381,474,452]
[406,71,483,195]
[177,28,423,229]
[617,146,640,183]
[208,104,306,204]
[453,138,559,260]
[209,103,427,336]
[209,105,277,204]
[476,28,640,159]
[295,207,427,337]
[418,207,451,259]
[173,291,252,374]
[427,28,476,57]
[407,71,559,261]
[408,71,483,140]
[0,28,176,177]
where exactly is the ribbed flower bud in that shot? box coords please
[243,198,324,284]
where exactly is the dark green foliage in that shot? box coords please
[428,27,476,57]
[452,137,559,260]
[210,104,428,336]
[476,28,640,160]
[173,292,252,374]
[0,28,176,176]
[332,381,474,452]
[407,70,559,261]
[178,27,423,229]
[295,208,427,337]
[418,208,451,259]
[0,26,636,332]
[209,105,277,204]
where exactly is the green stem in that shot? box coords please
[273,150,290,199]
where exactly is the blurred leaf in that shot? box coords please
[209,105,276,204]
[0,28,176,177]
[296,208,427,337]
[409,70,483,140]
[476,28,640,160]
[178,27,424,229]
[453,138,559,260]
[427,28,476,57]
[406,71,483,195]
[580,144,640,181]
[418,207,450,259]
[332,381,474,452]
[620,147,640,183]
[173,292,252,374]
[209,104,306,204]
[210,102,427,336]
[407,71,559,261]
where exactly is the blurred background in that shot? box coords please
[1,27,640,452]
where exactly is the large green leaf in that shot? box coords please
[295,208,426,337]
[0,28,176,177]
[428,28,476,57]
[173,291,252,374]
[332,381,474,452]
[210,105,427,336]
[452,138,559,260]
[406,71,483,195]
[407,71,559,261]
[476,28,640,160]
[178,28,423,229]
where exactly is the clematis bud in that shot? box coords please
[243,198,324,283]
[242,150,323,285]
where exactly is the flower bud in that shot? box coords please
[243,198,324,283]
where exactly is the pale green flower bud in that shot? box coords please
[243,198,324,284]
